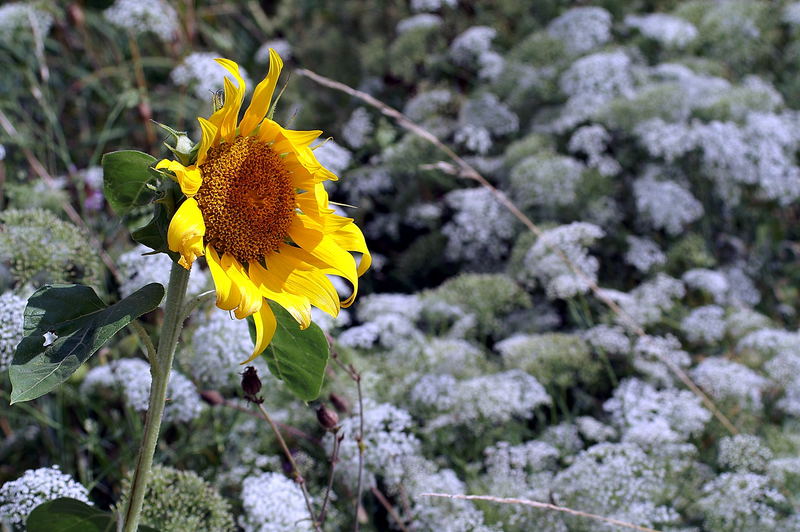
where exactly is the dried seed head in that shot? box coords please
[241,366,263,402]
[316,404,339,431]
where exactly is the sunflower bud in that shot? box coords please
[316,404,339,431]
[241,366,263,403]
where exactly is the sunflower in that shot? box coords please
[157,49,370,363]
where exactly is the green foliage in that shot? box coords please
[101,150,158,217]
[665,233,716,273]
[501,333,603,391]
[0,209,103,289]
[118,466,235,532]
[9,283,164,403]
[26,498,158,532]
[249,301,329,401]
[424,273,531,340]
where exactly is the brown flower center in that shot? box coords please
[196,136,295,263]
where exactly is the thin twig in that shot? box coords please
[297,67,738,436]
[420,493,660,532]
[0,110,120,279]
[223,399,320,446]
[330,347,366,531]
[318,430,343,525]
[371,486,410,532]
[254,403,322,532]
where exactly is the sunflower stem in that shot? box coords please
[121,262,191,532]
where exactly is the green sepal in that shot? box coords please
[9,283,165,404]
[247,301,330,402]
[152,120,196,166]
[26,498,158,532]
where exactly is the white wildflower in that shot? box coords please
[625,14,698,48]
[582,324,631,355]
[547,7,612,55]
[604,378,711,445]
[255,39,292,63]
[522,222,604,299]
[0,292,26,372]
[0,466,91,526]
[312,140,352,175]
[0,2,53,43]
[104,0,179,39]
[682,268,729,304]
[239,472,312,532]
[442,187,516,265]
[411,0,457,12]
[718,434,772,473]
[632,334,691,387]
[510,154,585,207]
[696,473,785,531]
[568,125,621,176]
[117,245,207,299]
[691,358,769,410]
[625,236,666,273]
[341,107,374,149]
[450,26,496,67]
[396,14,442,34]
[634,176,703,235]
[681,305,726,344]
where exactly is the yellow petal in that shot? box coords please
[208,59,246,142]
[156,159,202,197]
[267,252,340,317]
[248,261,313,328]
[167,198,206,269]
[240,48,284,137]
[205,245,241,311]
[220,254,263,319]
[241,301,276,364]
[196,117,218,165]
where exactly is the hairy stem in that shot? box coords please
[121,263,190,532]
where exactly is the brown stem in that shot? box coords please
[318,430,343,525]
[254,403,322,532]
[371,486,409,532]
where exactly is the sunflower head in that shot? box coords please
[157,50,370,363]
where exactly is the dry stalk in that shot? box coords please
[296,67,737,436]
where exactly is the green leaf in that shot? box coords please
[101,150,157,217]
[9,283,165,404]
[248,301,329,401]
[26,498,159,532]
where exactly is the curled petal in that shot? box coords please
[156,159,202,197]
[241,301,277,364]
[220,253,263,319]
[167,198,206,269]
[205,245,241,311]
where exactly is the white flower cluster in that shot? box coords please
[455,93,518,154]
[332,400,421,488]
[0,466,91,526]
[681,305,726,344]
[632,334,690,387]
[690,357,769,410]
[81,358,204,423]
[403,89,454,122]
[103,0,179,39]
[604,378,711,445]
[0,2,53,43]
[188,310,264,389]
[509,154,585,207]
[410,0,457,12]
[567,124,621,176]
[555,50,635,131]
[341,107,373,149]
[718,434,772,473]
[624,14,698,48]
[449,26,496,68]
[552,442,681,529]
[239,472,312,532]
[255,39,292,63]
[605,273,685,327]
[785,2,800,25]
[412,370,550,429]
[442,187,516,265]
[624,236,666,273]
[117,245,207,299]
[633,174,703,235]
[396,14,442,34]
[547,7,612,55]
[582,324,631,355]
[522,222,604,299]
[0,291,26,372]
[696,472,785,531]
[682,268,729,304]
[171,52,253,100]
